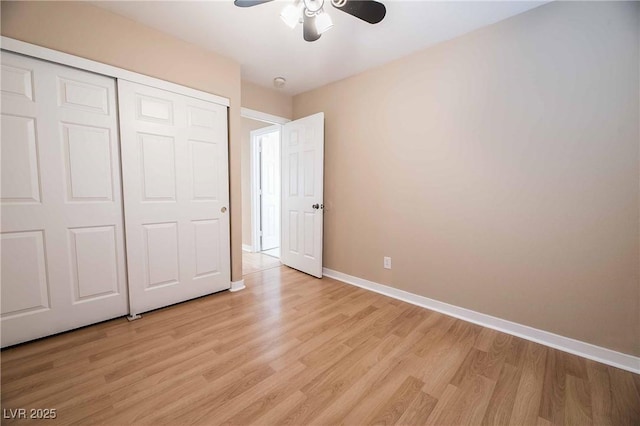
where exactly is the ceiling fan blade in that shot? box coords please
[233,0,273,7]
[303,13,321,42]
[332,0,386,24]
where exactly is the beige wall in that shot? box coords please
[241,80,293,119]
[1,1,245,282]
[294,1,640,356]
[241,117,272,248]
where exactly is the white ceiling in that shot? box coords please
[93,0,547,95]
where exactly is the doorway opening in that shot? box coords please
[240,108,325,278]
[240,109,289,275]
[251,125,281,258]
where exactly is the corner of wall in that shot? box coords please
[241,80,293,119]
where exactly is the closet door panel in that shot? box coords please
[0,52,128,347]
[118,80,230,315]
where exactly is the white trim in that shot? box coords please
[242,244,253,253]
[1,37,230,106]
[241,107,290,125]
[251,130,261,253]
[323,268,640,374]
[230,279,246,292]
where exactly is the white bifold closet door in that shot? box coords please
[0,52,128,347]
[118,80,230,315]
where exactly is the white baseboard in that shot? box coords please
[322,268,640,374]
[230,279,246,292]
[242,244,253,253]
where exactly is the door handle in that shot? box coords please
[312,204,324,210]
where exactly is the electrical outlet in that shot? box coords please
[383,256,392,269]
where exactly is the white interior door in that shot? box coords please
[280,113,324,278]
[259,128,280,251]
[118,80,230,315]
[0,52,128,347]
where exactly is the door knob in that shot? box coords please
[221,206,227,213]
[312,204,324,210]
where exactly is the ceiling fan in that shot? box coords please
[234,0,386,42]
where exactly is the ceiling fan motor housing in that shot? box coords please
[234,0,386,42]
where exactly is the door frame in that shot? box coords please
[240,108,290,254]
[250,124,281,253]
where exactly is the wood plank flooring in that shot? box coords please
[1,266,639,425]
[242,252,281,275]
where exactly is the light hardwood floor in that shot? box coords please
[1,265,639,425]
[242,251,281,275]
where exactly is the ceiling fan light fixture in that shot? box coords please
[235,0,386,42]
[303,0,324,14]
[280,4,301,29]
[315,10,333,34]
